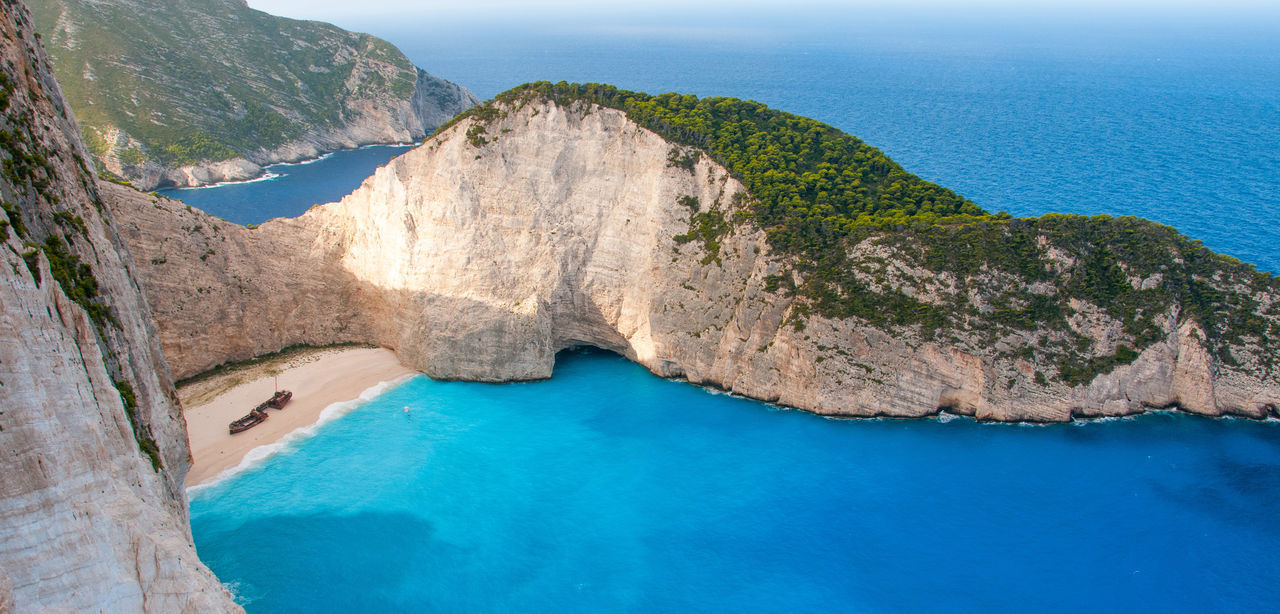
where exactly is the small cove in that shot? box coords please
[190,349,1280,612]
[171,22,1280,611]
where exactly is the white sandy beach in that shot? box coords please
[180,346,416,487]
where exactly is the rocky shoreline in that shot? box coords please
[117,87,476,191]
[144,142,417,192]
[120,109,465,191]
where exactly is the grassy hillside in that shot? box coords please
[30,0,459,168]
[456,82,1280,384]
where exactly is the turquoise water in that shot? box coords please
[180,14,1280,611]
[191,350,1280,612]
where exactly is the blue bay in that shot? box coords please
[191,350,1280,612]
[183,17,1280,612]
[156,144,413,226]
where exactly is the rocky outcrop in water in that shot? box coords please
[0,1,238,610]
[109,96,1280,423]
[30,0,478,190]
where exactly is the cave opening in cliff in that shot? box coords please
[555,341,636,374]
[554,344,625,365]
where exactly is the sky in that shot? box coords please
[248,0,1279,18]
[245,0,1280,49]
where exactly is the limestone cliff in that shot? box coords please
[30,0,478,190]
[109,93,1280,423]
[104,183,387,371]
[0,1,238,610]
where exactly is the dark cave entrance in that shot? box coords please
[553,344,626,365]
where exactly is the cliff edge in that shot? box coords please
[108,84,1280,423]
[0,1,239,610]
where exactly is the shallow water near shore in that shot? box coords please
[189,350,1280,612]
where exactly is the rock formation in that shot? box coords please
[108,95,1280,423]
[0,1,239,610]
[30,0,478,190]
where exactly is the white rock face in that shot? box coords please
[0,3,238,611]
[113,100,1280,423]
[312,100,756,382]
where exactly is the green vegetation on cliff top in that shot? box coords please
[453,82,1279,384]
[29,0,428,167]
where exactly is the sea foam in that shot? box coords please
[270,151,335,167]
[175,170,283,191]
[187,373,418,495]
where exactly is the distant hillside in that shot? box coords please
[30,0,477,189]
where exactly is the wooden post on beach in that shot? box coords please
[265,367,281,393]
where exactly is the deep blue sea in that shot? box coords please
[185,12,1280,612]
[156,144,413,226]
[190,350,1280,612]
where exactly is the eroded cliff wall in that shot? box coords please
[0,1,239,610]
[113,99,1280,423]
[103,182,390,376]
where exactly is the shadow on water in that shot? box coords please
[1150,453,1280,536]
[196,512,445,612]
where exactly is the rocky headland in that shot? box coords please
[108,84,1280,423]
[30,0,478,190]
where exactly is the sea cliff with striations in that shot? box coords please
[0,0,238,610]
